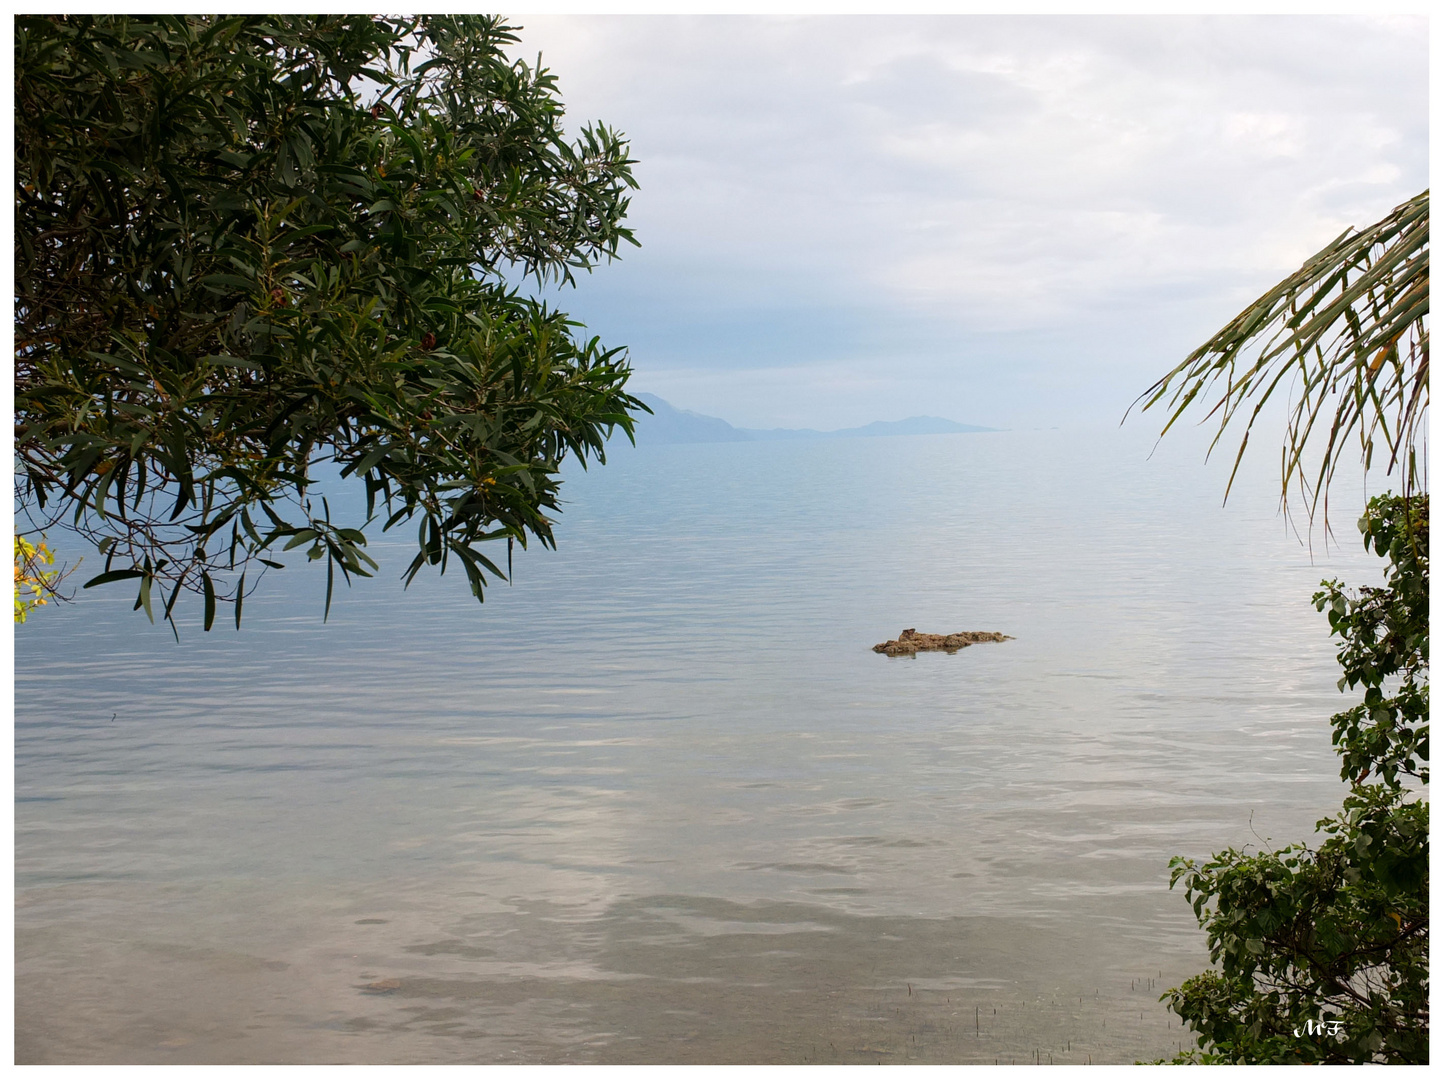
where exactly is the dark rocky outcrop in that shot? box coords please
[872,628,1013,656]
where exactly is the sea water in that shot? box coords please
[13,425,1384,1063]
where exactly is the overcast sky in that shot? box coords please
[504,15,1427,431]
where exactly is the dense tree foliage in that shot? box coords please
[1164,496,1428,1064]
[15,15,644,629]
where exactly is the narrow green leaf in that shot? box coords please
[203,571,216,631]
[84,568,146,588]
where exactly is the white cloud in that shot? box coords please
[507,14,1426,429]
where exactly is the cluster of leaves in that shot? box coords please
[1163,495,1428,1064]
[1134,190,1428,526]
[14,535,80,622]
[15,15,646,631]
[1314,497,1428,789]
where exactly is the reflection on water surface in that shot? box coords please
[15,429,1376,1063]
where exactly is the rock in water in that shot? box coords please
[872,628,1013,656]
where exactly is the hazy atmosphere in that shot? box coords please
[14,13,1429,1067]
[513,14,1427,431]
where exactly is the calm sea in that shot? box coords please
[14,425,1383,1064]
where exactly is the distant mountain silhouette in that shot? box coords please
[631,394,753,444]
[632,393,996,445]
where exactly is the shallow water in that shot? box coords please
[14,426,1382,1063]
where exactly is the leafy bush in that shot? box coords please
[1164,495,1428,1064]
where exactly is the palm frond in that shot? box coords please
[1133,190,1428,526]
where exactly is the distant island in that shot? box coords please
[631,393,997,446]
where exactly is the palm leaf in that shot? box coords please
[1134,189,1428,526]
